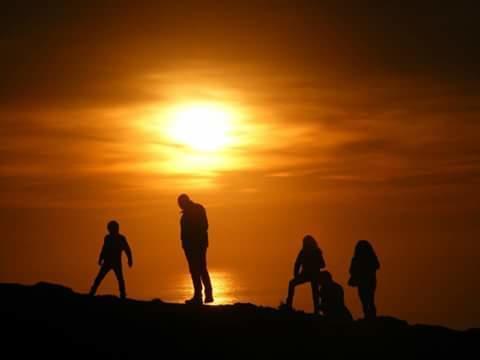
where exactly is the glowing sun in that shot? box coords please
[166,102,236,151]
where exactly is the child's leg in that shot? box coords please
[113,264,126,299]
[286,275,308,308]
[90,265,110,296]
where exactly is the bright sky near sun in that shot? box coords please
[140,99,260,180]
[166,102,236,152]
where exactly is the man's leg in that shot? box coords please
[286,275,308,308]
[199,247,213,302]
[89,265,110,296]
[185,249,202,301]
[113,264,126,299]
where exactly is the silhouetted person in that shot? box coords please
[348,240,380,319]
[89,220,133,299]
[178,194,213,305]
[285,235,325,314]
[318,271,353,322]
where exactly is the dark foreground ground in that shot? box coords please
[1,282,478,358]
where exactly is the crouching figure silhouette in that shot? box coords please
[318,271,353,322]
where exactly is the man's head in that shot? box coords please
[107,220,120,234]
[177,193,192,210]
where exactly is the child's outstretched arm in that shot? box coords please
[123,237,133,267]
[98,238,107,266]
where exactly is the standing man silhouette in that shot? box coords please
[178,194,213,305]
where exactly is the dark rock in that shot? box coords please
[0,282,477,358]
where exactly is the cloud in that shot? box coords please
[1,2,480,208]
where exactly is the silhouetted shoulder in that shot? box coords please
[195,203,207,214]
[119,234,128,245]
[193,203,208,229]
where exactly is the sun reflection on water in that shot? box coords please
[166,270,242,305]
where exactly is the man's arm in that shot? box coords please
[200,206,208,232]
[123,237,133,267]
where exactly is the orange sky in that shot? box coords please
[1,2,479,329]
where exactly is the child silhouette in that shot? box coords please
[89,220,133,299]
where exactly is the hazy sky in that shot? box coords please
[1,1,479,329]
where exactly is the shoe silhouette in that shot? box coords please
[278,302,293,312]
[185,297,203,305]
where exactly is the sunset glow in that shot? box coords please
[166,103,236,152]
[170,270,241,305]
[146,100,253,177]
[2,2,479,331]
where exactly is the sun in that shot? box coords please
[166,102,235,151]
[145,99,250,177]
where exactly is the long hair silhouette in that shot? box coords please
[302,235,320,253]
[350,240,380,319]
[353,240,379,266]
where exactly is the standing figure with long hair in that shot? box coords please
[348,240,380,319]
